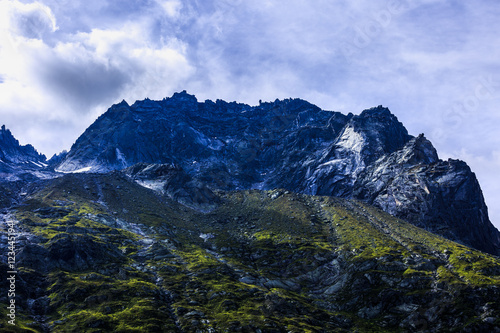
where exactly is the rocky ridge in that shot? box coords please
[0,111,499,331]
[0,126,55,208]
[54,91,499,255]
[0,125,48,181]
[0,125,46,166]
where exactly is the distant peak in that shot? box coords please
[0,125,46,163]
[109,100,130,110]
[171,90,197,101]
[117,100,129,107]
[359,105,393,118]
[0,125,13,137]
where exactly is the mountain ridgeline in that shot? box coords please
[0,125,47,180]
[55,91,499,255]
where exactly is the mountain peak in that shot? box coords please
[0,125,46,165]
[172,89,195,98]
[359,104,392,117]
[412,133,439,163]
[169,90,198,103]
[357,105,404,128]
[54,94,500,255]
[0,124,14,137]
[116,99,129,107]
[345,105,411,159]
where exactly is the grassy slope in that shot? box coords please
[1,173,499,332]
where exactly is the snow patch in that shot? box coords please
[135,180,166,194]
[57,166,93,174]
[116,148,127,167]
[72,166,93,173]
[337,126,365,153]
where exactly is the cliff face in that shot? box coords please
[353,135,500,255]
[0,125,49,189]
[55,92,500,255]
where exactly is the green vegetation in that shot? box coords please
[0,306,41,332]
[4,174,500,332]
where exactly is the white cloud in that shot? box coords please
[0,0,193,156]
[0,0,57,40]
[156,0,182,18]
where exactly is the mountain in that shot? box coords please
[0,125,47,177]
[1,94,500,332]
[1,172,499,332]
[0,125,46,166]
[56,91,500,255]
[0,126,52,208]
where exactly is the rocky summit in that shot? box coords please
[0,92,499,332]
[0,125,47,181]
[56,91,499,255]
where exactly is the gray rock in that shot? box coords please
[184,310,205,318]
[239,276,256,284]
[358,303,383,319]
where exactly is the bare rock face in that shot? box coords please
[0,126,50,200]
[123,163,219,211]
[0,125,46,165]
[55,92,499,254]
[353,135,500,254]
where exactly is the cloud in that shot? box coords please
[0,0,193,155]
[156,0,183,18]
[0,0,57,39]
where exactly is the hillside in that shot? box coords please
[1,171,499,332]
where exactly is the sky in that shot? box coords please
[0,0,499,229]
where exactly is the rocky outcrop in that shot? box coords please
[55,92,500,255]
[0,125,52,184]
[354,135,500,254]
[123,163,219,211]
[0,125,46,165]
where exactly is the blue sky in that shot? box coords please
[1,0,500,229]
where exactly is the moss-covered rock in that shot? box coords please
[0,173,499,332]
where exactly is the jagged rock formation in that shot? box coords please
[123,163,219,211]
[0,125,46,165]
[0,126,51,203]
[353,135,499,255]
[55,91,500,255]
[47,150,68,166]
